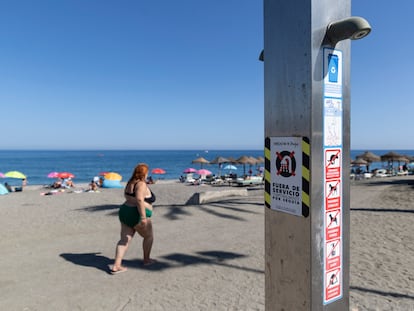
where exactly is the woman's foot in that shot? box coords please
[110,266,128,274]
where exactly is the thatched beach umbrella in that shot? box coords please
[227,156,238,164]
[209,156,230,164]
[351,158,368,166]
[380,151,408,170]
[356,151,381,172]
[210,156,230,176]
[256,156,265,164]
[191,157,210,168]
[403,154,414,162]
[236,155,255,176]
[380,151,406,162]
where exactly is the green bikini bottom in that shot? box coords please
[118,204,152,228]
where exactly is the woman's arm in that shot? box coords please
[135,181,148,221]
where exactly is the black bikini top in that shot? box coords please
[125,183,156,204]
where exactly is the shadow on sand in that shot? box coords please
[350,285,414,300]
[60,250,263,275]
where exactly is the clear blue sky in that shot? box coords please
[0,1,412,150]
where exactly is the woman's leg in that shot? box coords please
[113,223,135,272]
[135,219,154,264]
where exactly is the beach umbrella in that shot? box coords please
[246,156,260,176]
[356,151,381,162]
[403,155,414,162]
[223,164,237,171]
[47,171,59,178]
[227,157,238,164]
[380,151,408,170]
[209,156,230,164]
[236,155,255,164]
[351,158,368,166]
[351,158,368,174]
[191,157,210,168]
[104,172,122,181]
[4,171,26,179]
[356,151,381,172]
[57,172,75,179]
[209,156,230,176]
[248,156,259,165]
[0,172,5,178]
[151,168,166,175]
[380,151,406,162]
[256,156,265,164]
[197,169,212,176]
[99,171,109,176]
[183,167,197,173]
[236,155,255,176]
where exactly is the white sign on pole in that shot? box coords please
[323,47,343,304]
[269,137,303,216]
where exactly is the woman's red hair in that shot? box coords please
[129,163,149,182]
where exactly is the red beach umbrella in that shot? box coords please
[57,172,75,179]
[151,168,166,174]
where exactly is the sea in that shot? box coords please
[1,149,413,186]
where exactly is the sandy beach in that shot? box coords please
[0,178,413,310]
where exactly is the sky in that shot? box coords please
[0,1,413,150]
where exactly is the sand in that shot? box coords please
[349,177,414,311]
[0,178,413,310]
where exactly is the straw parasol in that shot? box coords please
[380,151,406,162]
[256,156,265,164]
[191,157,210,168]
[209,156,230,164]
[209,156,230,176]
[351,158,368,166]
[236,155,256,176]
[380,151,408,169]
[356,151,381,172]
[403,154,414,162]
[226,157,238,164]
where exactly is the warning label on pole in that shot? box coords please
[325,238,341,271]
[323,47,343,305]
[325,149,341,180]
[325,268,341,301]
[325,210,341,241]
[325,179,341,211]
[266,137,303,217]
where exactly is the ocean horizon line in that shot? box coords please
[1,149,413,186]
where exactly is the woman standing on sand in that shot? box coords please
[111,163,156,274]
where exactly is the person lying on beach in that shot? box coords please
[51,179,63,189]
[92,176,102,187]
[62,178,75,188]
[87,180,99,192]
[111,163,156,274]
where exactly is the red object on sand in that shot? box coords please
[151,168,166,174]
[57,172,75,179]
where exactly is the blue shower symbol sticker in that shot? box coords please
[328,54,339,83]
